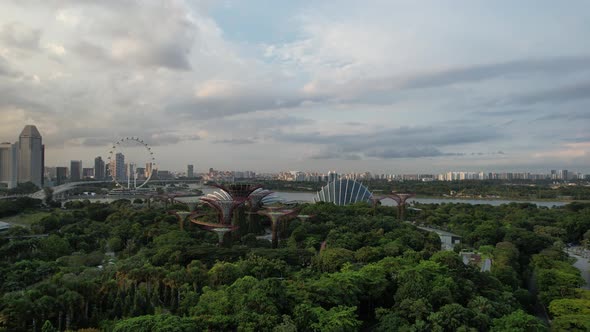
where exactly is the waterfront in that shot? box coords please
[69,187,569,207]
[566,246,590,290]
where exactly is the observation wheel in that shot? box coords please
[107,137,156,189]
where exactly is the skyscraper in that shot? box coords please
[187,164,194,178]
[56,167,68,185]
[111,153,125,182]
[0,142,18,188]
[145,162,153,178]
[70,160,82,181]
[18,125,44,188]
[82,168,94,179]
[94,156,105,180]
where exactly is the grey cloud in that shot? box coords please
[511,81,590,105]
[72,41,110,63]
[309,150,362,160]
[400,55,590,90]
[274,125,501,160]
[65,2,195,71]
[169,93,318,119]
[0,22,41,50]
[475,109,532,117]
[535,109,590,121]
[277,126,498,149]
[212,138,257,145]
[365,147,463,159]
[308,55,590,101]
[0,56,23,78]
[563,136,590,143]
[206,114,313,130]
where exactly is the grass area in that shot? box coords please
[1,211,51,227]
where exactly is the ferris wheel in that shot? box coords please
[107,137,156,189]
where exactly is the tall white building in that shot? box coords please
[0,142,18,188]
[17,125,44,188]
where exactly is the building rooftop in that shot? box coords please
[19,125,42,138]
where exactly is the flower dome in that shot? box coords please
[314,179,373,205]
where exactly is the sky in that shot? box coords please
[0,0,589,174]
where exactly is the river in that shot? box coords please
[566,247,590,290]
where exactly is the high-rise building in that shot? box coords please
[559,169,569,181]
[56,167,68,185]
[187,164,194,178]
[145,162,153,178]
[94,156,105,180]
[328,171,338,183]
[70,160,82,181]
[111,153,126,182]
[18,125,44,188]
[0,142,18,188]
[82,168,94,179]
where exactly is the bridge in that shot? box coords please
[24,179,204,201]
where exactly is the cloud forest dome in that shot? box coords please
[314,179,373,206]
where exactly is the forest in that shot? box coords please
[255,179,590,201]
[0,196,589,331]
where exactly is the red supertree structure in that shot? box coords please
[210,183,262,201]
[370,192,416,220]
[383,192,416,220]
[190,186,248,245]
[258,206,299,248]
[167,210,197,231]
[247,188,274,211]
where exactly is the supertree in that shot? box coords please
[384,192,416,220]
[189,215,239,245]
[258,206,299,248]
[244,188,276,234]
[211,183,262,201]
[200,190,245,225]
[167,210,196,231]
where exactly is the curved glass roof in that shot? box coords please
[314,179,373,206]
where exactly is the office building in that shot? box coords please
[110,153,125,182]
[0,142,18,188]
[70,160,82,181]
[82,168,94,179]
[145,162,153,178]
[187,164,194,178]
[18,125,44,188]
[56,167,68,185]
[94,156,105,180]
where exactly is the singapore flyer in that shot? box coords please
[107,137,156,189]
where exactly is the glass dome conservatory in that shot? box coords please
[314,179,373,206]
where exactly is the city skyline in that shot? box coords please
[1,1,590,173]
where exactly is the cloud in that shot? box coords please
[365,147,463,159]
[302,55,590,100]
[274,125,501,160]
[60,1,197,71]
[212,138,257,145]
[0,22,41,51]
[80,133,200,148]
[0,56,23,78]
[535,109,590,121]
[168,82,319,119]
[533,142,590,159]
[510,81,590,105]
[309,150,362,160]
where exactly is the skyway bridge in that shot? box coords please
[0,179,204,201]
